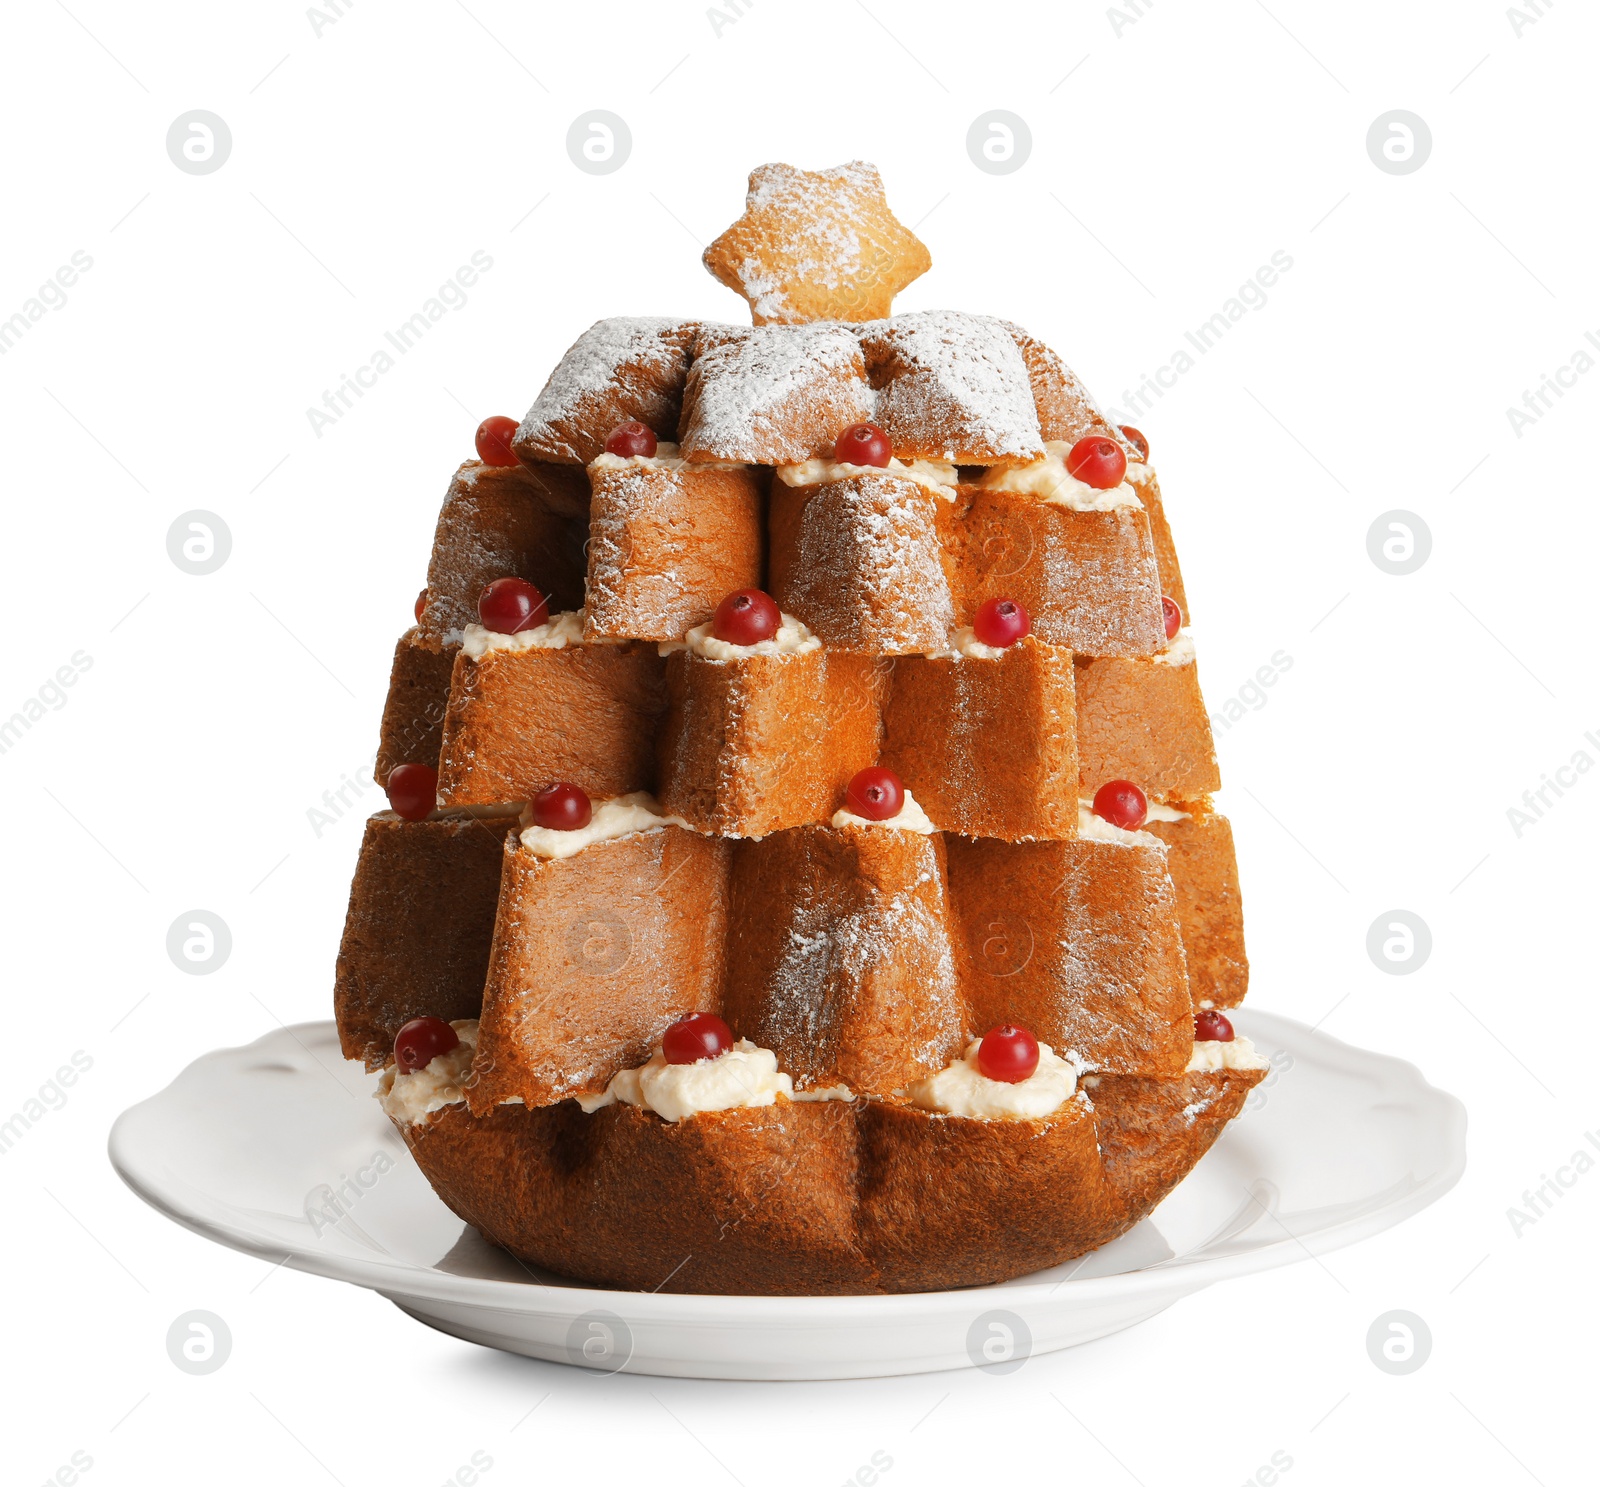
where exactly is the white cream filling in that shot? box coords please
[908,1038,1079,1120]
[589,441,743,474]
[923,626,1008,661]
[776,456,958,499]
[375,1019,479,1124]
[1076,798,1188,843]
[519,791,692,860]
[659,612,820,661]
[1186,1034,1269,1072]
[1152,631,1196,667]
[1125,460,1154,484]
[831,787,938,835]
[463,609,587,657]
[578,1038,793,1123]
[978,440,1140,511]
[1144,800,1190,823]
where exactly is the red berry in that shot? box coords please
[414,588,428,624]
[845,766,904,821]
[662,1011,733,1066]
[1162,595,1183,640]
[478,577,548,634]
[1119,425,1149,462]
[386,763,438,822]
[977,1025,1041,1084]
[834,422,892,468]
[530,782,591,832]
[394,1015,460,1074]
[1195,1009,1235,1043]
[1065,435,1127,490]
[604,421,658,459]
[972,597,1031,649]
[1092,779,1147,830]
[475,415,520,467]
[711,588,781,646]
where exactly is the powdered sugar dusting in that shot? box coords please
[678,324,875,463]
[784,474,954,652]
[515,317,696,464]
[859,311,1044,463]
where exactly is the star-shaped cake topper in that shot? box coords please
[703,160,932,325]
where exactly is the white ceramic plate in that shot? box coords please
[110,1010,1465,1380]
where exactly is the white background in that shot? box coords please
[3,0,1596,1482]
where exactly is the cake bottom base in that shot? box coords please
[395,1069,1264,1296]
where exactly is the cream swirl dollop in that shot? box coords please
[908,1038,1079,1119]
[519,791,692,860]
[463,609,587,657]
[776,456,958,498]
[1152,631,1196,666]
[577,1039,793,1122]
[978,440,1141,511]
[923,626,1008,661]
[375,1019,478,1124]
[1186,1035,1269,1073]
[660,613,820,661]
[831,788,938,834]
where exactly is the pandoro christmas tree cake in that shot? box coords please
[333,160,1264,1295]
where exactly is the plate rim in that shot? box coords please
[108,1007,1468,1321]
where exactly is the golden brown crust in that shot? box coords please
[855,312,1045,465]
[584,460,766,642]
[470,829,730,1110]
[723,826,967,1096]
[437,644,667,806]
[1088,1066,1264,1217]
[375,628,457,782]
[881,638,1078,841]
[390,1072,1262,1294]
[334,813,518,1068]
[856,1098,1118,1290]
[420,462,585,645]
[1131,469,1188,619]
[403,1098,876,1295]
[512,318,698,466]
[1005,324,1134,451]
[945,836,1193,1077]
[769,474,955,653]
[655,649,887,836]
[1075,652,1221,802]
[1143,811,1249,1009]
[956,489,1167,657]
[676,324,876,463]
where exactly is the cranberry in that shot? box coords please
[530,782,592,831]
[1092,779,1147,830]
[712,588,781,647]
[845,766,905,821]
[394,1015,460,1074]
[604,421,658,459]
[478,577,548,634]
[414,588,428,624]
[1119,425,1149,462]
[1162,595,1183,640]
[834,422,892,467]
[977,1024,1041,1084]
[1195,1009,1235,1043]
[662,1011,733,1065]
[972,597,1031,649]
[386,763,438,822]
[1065,435,1127,490]
[475,415,520,467]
